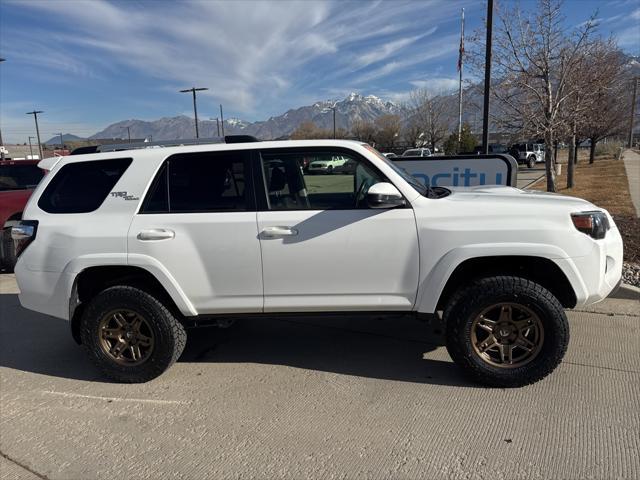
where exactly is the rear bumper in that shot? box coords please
[14,260,73,320]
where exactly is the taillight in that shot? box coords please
[11,220,38,257]
[571,211,609,239]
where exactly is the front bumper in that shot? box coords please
[570,225,624,306]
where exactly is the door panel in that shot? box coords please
[129,212,262,313]
[257,209,419,311]
[128,149,262,314]
[256,147,420,313]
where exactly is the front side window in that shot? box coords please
[38,158,131,213]
[141,151,249,213]
[260,150,387,210]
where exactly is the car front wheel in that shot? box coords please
[444,276,569,387]
[527,156,536,168]
[80,286,186,383]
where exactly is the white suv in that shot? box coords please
[12,139,623,386]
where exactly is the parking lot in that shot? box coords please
[1,273,638,479]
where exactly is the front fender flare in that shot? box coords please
[415,243,588,313]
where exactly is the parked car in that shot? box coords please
[382,152,398,158]
[333,158,357,175]
[474,144,508,154]
[402,148,432,157]
[307,155,349,174]
[0,159,45,271]
[13,139,622,386]
[509,143,544,168]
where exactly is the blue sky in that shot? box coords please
[1,0,638,142]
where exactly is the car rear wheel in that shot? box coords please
[444,276,569,387]
[527,155,536,168]
[1,228,17,272]
[80,286,186,383]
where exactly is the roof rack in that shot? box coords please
[70,135,260,155]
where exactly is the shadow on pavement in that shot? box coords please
[0,292,474,387]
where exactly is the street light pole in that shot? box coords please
[56,132,64,152]
[0,58,5,160]
[219,104,225,137]
[122,126,131,143]
[26,110,44,159]
[629,77,638,149]
[332,106,336,139]
[28,136,34,158]
[179,87,208,138]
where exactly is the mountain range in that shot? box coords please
[49,93,404,143]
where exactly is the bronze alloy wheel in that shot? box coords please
[470,303,544,368]
[98,309,155,366]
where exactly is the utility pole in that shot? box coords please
[333,107,337,139]
[629,77,638,149]
[122,126,131,143]
[26,110,44,159]
[56,133,64,153]
[180,87,208,138]
[219,104,225,137]
[28,136,34,158]
[211,117,220,136]
[0,58,5,160]
[457,8,465,143]
[481,0,493,154]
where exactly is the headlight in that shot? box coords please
[571,211,609,239]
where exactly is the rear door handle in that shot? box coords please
[260,226,298,237]
[137,229,175,241]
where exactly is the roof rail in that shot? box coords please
[70,135,261,155]
[224,135,259,143]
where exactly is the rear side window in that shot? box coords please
[0,164,44,191]
[141,150,250,213]
[38,158,132,213]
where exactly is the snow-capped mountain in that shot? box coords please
[90,92,401,141]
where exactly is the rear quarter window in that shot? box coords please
[38,158,132,213]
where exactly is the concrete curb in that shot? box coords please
[610,283,640,301]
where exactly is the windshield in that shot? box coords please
[363,144,427,196]
[0,164,44,191]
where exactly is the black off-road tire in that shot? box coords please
[1,228,17,272]
[80,286,186,383]
[444,276,569,388]
[527,155,536,168]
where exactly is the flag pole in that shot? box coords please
[457,8,465,144]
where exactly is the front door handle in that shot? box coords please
[137,229,175,241]
[260,226,298,237]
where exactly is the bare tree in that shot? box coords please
[576,43,628,164]
[374,114,402,149]
[350,119,377,144]
[407,89,451,150]
[402,119,424,148]
[475,0,598,192]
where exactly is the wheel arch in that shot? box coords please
[432,256,578,312]
[69,264,194,344]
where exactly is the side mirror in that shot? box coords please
[367,182,406,208]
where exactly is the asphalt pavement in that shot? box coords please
[1,273,638,479]
[516,165,545,189]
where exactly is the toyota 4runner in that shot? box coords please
[12,140,623,386]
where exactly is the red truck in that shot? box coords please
[0,159,45,271]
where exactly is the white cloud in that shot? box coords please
[410,77,459,93]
